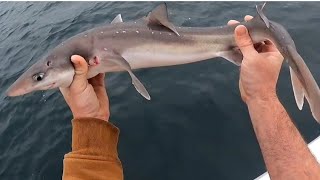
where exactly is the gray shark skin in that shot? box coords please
[6,3,320,123]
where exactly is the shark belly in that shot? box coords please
[121,43,225,70]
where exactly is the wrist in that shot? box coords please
[72,112,109,122]
[246,90,278,107]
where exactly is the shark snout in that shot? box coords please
[6,66,75,97]
[6,83,32,97]
[6,80,58,97]
[6,73,39,96]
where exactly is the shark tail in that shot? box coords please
[288,46,320,123]
[290,67,305,110]
[256,2,320,123]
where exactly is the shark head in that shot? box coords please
[6,53,75,97]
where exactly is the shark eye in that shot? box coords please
[47,61,52,66]
[33,73,45,81]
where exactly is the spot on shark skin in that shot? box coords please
[169,33,172,35]
[84,34,88,37]
[136,31,139,33]
[159,32,162,34]
[151,32,154,34]
[101,31,104,34]
[116,31,119,34]
[122,30,126,33]
[134,22,137,24]
[104,48,108,51]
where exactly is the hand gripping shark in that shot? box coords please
[6,3,320,123]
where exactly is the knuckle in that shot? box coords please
[241,42,253,49]
[238,37,253,48]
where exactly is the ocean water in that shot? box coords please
[0,2,320,180]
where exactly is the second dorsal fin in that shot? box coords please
[256,2,270,28]
[147,3,180,36]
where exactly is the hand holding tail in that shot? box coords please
[228,16,283,104]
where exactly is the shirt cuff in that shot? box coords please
[70,118,120,158]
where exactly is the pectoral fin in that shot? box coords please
[290,67,305,110]
[109,52,151,100]
[218,50,243,66]
[128,71,151,100]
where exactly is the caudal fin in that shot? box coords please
[288,46,320,123]
[290,67,305,110]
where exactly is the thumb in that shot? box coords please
[70,55,89,91]
[234,25,258,57]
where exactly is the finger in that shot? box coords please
[244,15,254,22]
[227,20,240,26]
[234,25,258,57]
[59,87,68,97]
[260,40,279,52]
[255,44,263,52]
[89,73,106,96]
[264,40,273,45]
[254,42,264,49]
[96,85,109,115]
[97,89,109,113]
[89,73,109,109]
[263,40,280,52]
[89,73,105,87]
[70,55,89,92]
[92,81,108,102]
[59,87,69,100]
[59,87,72,107]
[261,44,277,53]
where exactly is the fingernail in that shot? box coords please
[70,58,76,63]
[236,25,247,36]
[71,55,77,61]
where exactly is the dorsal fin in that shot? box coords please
[147,3,180,36]
[111,14,123,24]
[256,2,270,28]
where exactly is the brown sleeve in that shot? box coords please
[62,118,123,180]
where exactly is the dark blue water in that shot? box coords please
[0,2,320,180]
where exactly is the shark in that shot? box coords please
[6,3,320,123]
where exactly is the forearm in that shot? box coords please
[247,95,320,179]
[63,118,123,180]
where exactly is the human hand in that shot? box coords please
[60,55,110,121]
[228,15,284,104]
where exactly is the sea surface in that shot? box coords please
[0,2,320,180]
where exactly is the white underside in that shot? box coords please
[120,44,220,70]
[87,43,224,78]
